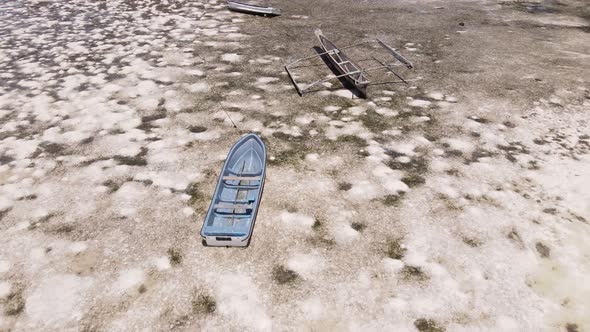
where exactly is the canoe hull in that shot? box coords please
[200,134,267,247]
[315,29,369,96]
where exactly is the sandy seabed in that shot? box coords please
[0,0,589,331]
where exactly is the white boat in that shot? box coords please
[227,1,281,16]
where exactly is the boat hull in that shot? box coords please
[315,29,369,96]
[227,1,281,16]
[200,134,267,247]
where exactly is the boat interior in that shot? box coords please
[319,36,370,86]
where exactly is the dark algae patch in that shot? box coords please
[402,174,426,187]
[360,110,390,133]
[188,125,207,133]
[272,265,299,284]
[38,141,67,155]
[191,292,216,315]
[386,238,406,259]
[113,147,148,166]
[186,182,206,205]
[138,284,147,294]
[386,156,428,174]
[47,223,75,234]
[102,179,127,193]
[167,248,183,266]
[503,121,516,128]
[0,154,14,165]
[382,193,405,206]
[307,236,336,249]
[312,218,322,231]
[272,131,299,141]
[139,112,166,131]
[338,182,352,191]
[336,135,368,147]
[463,237,482,247]
[565,323,580,332]
[351,222,366,232]
[535,242,551,258]
[269,145,309,166]
[3,287,25,316]
[401,265,429,281]
[414,318,446,332]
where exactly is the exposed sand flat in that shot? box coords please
[0,0,589,331]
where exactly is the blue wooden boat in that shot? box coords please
[200,134,266,247]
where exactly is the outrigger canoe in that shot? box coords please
[285,29,413,97]
[227,0,281,16]
[200,134,266,247]
[315,28,370,97]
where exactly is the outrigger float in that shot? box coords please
[200,134,266,247]
[285,29,414,97]
[227,0,281,16]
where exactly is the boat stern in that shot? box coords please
[202,233,250,247]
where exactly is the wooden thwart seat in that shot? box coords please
[214,203,253,210]
[222,175,261,182]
